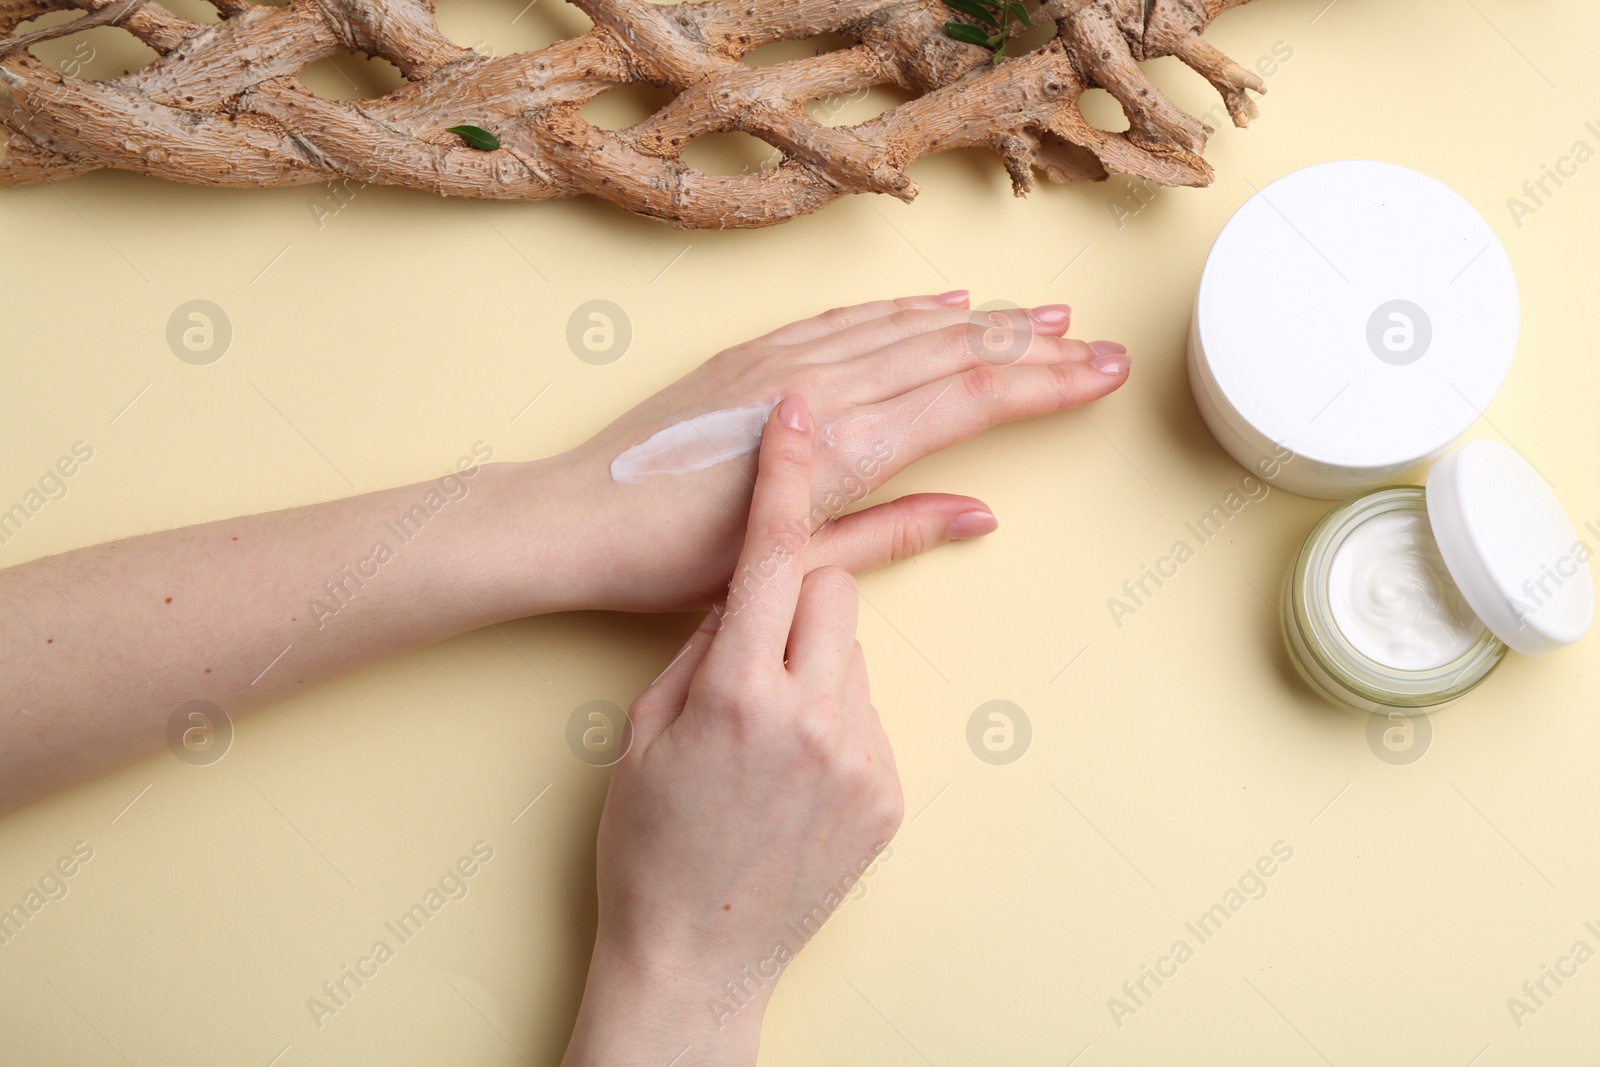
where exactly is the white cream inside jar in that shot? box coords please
[1282,487,1506,715]
[1281,441,1594,714]
[1325,510,1486,670]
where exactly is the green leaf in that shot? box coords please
[1007,2,1033,26]
[943,0,1000,27]
[446,124,501,151]
[944,21,998,48]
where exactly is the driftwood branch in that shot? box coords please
[0,0,1273,228]
[0,0,144,57]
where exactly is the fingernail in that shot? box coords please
[778,393,811,432]
[1089,341,1129,375]
[948,510,998,539]
[935,289,970,307]
[1029,304,1072,328]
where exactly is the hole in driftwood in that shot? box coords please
[1010,16,1057,56]
[160,0,223,24]
[16,13,158,80]
[1078,87,1130,132]
[739,32,854,68]
[804,83,914,128]
[298,52,407,101]
[578,82,677,131]
[680,131,781,176]
[434,0,592,58]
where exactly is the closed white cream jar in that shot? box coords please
[1282,440,1593,713]
[1189,160,1519,499]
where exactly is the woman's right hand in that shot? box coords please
[561,393,905,1067]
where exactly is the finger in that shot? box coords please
[810,303,1075,365]
[628,611,720,748]
[786,566,859,681]
[843,640,870,713]
[845,321,1096,405]
[869,354,1131,476]
[712,394,817,665]
[754,292,970,346]
[808,493,998,575]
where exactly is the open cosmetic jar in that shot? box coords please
[1283,440,1593,714]
[1189,160,1519,499]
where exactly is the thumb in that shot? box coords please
[809,493,998,575]
[627,610,720,749]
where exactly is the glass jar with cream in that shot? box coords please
[1283,440,1593,713]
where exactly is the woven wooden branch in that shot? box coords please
[0,0,1270,228]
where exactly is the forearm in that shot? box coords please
[0,459,579,812]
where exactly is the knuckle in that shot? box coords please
[885,308,928,336]
[796,709,840,760]
[783,365,828,396]
[704,662,771,712]
[1049,362,1082,408]
[820,305,855,328]
[767,440,811,470]
[938,321,976,357]
[889,517,929,562]
[755,515,807,553]
[869,786,906,839]
[807,565,857,596]
[962,364,1010,406]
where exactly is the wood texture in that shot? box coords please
[0,0,1270,228]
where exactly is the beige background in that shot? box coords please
[3,0,1599,1063]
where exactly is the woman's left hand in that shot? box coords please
[508,291,1130,612]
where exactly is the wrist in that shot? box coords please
[447,456,601,619]
[563,933,768,1067]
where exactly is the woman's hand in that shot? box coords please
[522,292,1130,612]
[0,293,1115,811]
[562,395,903,1067]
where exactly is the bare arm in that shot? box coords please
[0,459,565,810]
[0,292,1128,812]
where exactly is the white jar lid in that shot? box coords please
[1196,160,1518,472]
[1425,440,1594,656]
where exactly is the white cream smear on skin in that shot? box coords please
[609,400,778,485]
[1327,510,1485,670]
